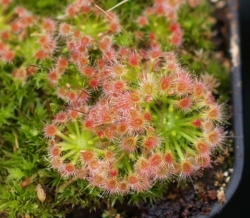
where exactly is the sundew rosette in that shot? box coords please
[43,31,226,194]
[135,0,186,47]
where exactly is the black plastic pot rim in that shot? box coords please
[200,0,244,217]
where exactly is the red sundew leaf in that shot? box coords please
[180,160,195,178]
[177,97,192,110]
[66,5,76,17]
[137,16,148,27]
[2,50,15,62]
[192,119,202,127]
[44,124,58,137]
[109,22,121,33]
[128,52,140,67]
[195,141,210,155]
[89,78,99,89]
[164,151,174,165]
[35,50,47,60]
[42,18,56,33]
[81,150,95,162]
[105,178,119,193]
[122,137,137,152]
[59,23,72,36]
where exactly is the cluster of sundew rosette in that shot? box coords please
[1,0,224,194]
[37,0,226,195]
[0,1,39,80]
[0,0,200,78]
[0,4,31,61]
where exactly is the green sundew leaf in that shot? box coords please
[6,168,25,181]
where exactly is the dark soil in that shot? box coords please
[141,185,215,218]
[140,148,233,218]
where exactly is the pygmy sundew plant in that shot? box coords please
[38,1,226,196]
[0,2,40,82]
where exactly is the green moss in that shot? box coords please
[15,0,68,16]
